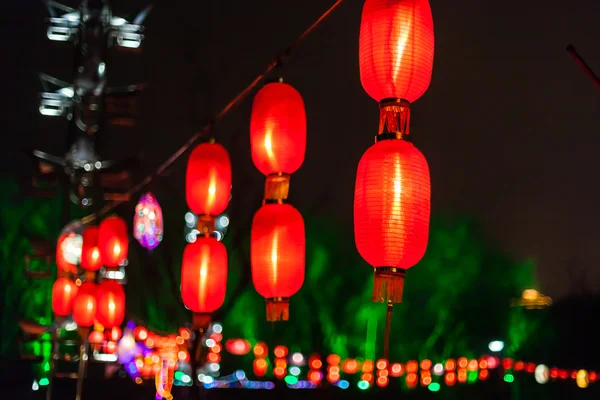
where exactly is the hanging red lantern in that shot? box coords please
[359,0,435,104]
[96,280,126,328]
[81,227,102,271]
[354,139,430,303]
[186,142,232,216]
[52,277,79,316]
[56,232,82,273]
[250,81,306,176]
[251,203,305,321]
[181,236,228,316]
[99,217,128,267]
[72,282,97,327]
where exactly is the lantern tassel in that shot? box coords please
[377,98,411,140]
[266,298,290,322]
[372,267,406,303]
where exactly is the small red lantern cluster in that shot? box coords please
[355,0,434,303]
[52,217,128,336]
[183,141,232,329]
[249,79,306,321]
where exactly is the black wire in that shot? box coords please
[80,0,345,226]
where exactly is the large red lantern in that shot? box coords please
[250,81,306,176]
[81,227,102,271]
[52,277,79,316]
[181,236,228,315]
[186,142,232,216]
[354,139,430,302]
[96,280,125,328]
[251,203,305,321]
[56,232,82,273]
[72,282,97,327]
[99,217,128,267]
[359,0,435,104]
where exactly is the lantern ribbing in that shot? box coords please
[354,0,434,305]
[250,80,306,322]
[182,140,232,331]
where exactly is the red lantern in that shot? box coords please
[186,142,232,216]
[251,203,305,321]
[359,0,435,103]
[52,277,79,316]
[72,282,97,327]
[354,139,430,302]
[56,232,82,273]
[99,217,128,267]
[181,236,228,314]
[81,227,102,271]
[96,280,125,328]
[250,81,306,176]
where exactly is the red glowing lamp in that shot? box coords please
[99,217,128,267]
[72,282,97,328]
[251,203,305,321]
[95,279,125,329]
[51,277,79,316]
[81,227,102,271]
[186,142,232,216]
[359,0,435,104]
[250,81,306,176]
[181,236,228,314]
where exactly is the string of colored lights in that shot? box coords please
[79,0,345,226]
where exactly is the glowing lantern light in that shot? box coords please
[359,0,435,104]
[56,232,82,273]
[225,339,251,355]
[186,142,232,216]
[250,81,306,176]
[107,326,123,341]
[81,227,102,271]
[88,330,105,344]
[51,277,79,316]
[251,203,305,321]
[577,370,589,389]
[134,193,163,250]
[72,282,97,327]
[535,364,549,384]
[181,236,228,316]
[99,217,128,267]
[354,139,430,302]
[95,280,125,329]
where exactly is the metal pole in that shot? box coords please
[45,326,61,400]
[75,330,89,400]
[383,301,393,361]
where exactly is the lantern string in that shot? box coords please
[566,45,600,90]
[79,0,345,225]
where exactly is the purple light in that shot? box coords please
[134,192,163,250]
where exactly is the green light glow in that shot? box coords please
[285,375,298,385]
[504,374,515,383]
[39,378,49,386]
[357,380,370,390]
[428,382,440,392]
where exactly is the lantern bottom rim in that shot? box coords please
[266,298,290,322]
[192,312,212,331]
[372,267,406,304]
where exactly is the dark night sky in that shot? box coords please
[2,1,600,300]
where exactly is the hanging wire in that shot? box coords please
[80,0,345,225]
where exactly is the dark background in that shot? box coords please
[2,0,600,325]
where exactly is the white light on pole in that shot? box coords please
[488,340,505,352]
